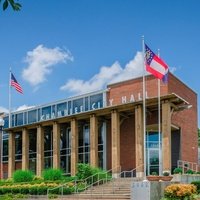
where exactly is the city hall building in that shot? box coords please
[1,72,198,179]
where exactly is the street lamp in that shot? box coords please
[0,117,5,179]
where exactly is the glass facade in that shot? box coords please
[15,132,22,161]
[2,132,8,162]
[78,125,90,164]
[29,129,37,174]
[4,91,105,129]
[146,131,162,175]
[44,126,53,169]
[60,124,71,175]
[2,120,106,175]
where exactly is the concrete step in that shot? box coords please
[72,193,131,199]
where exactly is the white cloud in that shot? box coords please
[60,51,144,94]
[0,105,35,114]
[170,67,177,73]
[15,105,35,111]
[0,107,9,114]
[22,45,73,86]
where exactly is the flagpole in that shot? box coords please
[142,36,146,177]
[158,49,162,176]
[9,68,11,128]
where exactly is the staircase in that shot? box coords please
[62,177,143,199]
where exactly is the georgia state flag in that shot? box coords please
[145,44,169,81]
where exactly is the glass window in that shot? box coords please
[28,110,37,124]
[90,93,103,110]
[44,126,53,169]
[16,113,23,126]
[3,116,9,129]
[15,132,22,161]
[73,98,84,114]
[24,112,27,125]
[68,101,72,115]
[42,106,51,120]
[78,124,90,164]
[85,97,89,111]
[52,105,56,118]
[3,132,8,162]
[29,129,37,174]
[11,114,15,127]
[57,102,67,117]
[60,124,71,175]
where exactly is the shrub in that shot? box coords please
[163,171,170,176]
[173,167,183,174]
[13,170,34,183]
[76,163,110,184]
[191,181,200,193]
[76,163,93,180]
[151,171,158,176]
[42,168,63,181]
[186,169,194,174]
[164,184,197,199]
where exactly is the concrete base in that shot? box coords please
[136,172,144,178]
[112,173,119,178]
[172,174,200,183]
[131,181,174,200]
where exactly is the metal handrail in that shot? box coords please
[47,166,120,197]
[118,164,144,178]
[177,160,199,173]
[75,166,121,195]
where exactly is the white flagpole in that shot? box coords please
[142,36,146,177]
[9,68,11,128]
[157,49,162,176]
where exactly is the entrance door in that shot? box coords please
[147,148,159,175]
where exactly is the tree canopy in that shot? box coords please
[1,0,21,11]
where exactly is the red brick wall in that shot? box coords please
[168,74,198,163]
[107,73,198,167]
[106,116,136,171]
[107,75,168,106]
[120,116,135,171]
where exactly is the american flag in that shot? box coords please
[11,73,23,94]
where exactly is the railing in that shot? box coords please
[177,160,200,173]
[47,165,144,198]
[75,166,121,195]
[113,165,144,190]
[47,166,118,197]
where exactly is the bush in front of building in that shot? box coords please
[76,163,112,184]
[191,181,200,194]
[42,168,63,181]
[173,167,183,174]
[76,163,93,181]
[0,182,60,195]
[186,169,194,174]
[13,170,34,183]
[163,183,197,199]
[0,193,27,200]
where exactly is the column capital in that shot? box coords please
[90,114,96,118]
[111,109,118,114]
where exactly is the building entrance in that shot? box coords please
[146,131,162,175]
[147,148,159,175]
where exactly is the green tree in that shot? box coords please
[1,0,21,11]
[198,128,200,147]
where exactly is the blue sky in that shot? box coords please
[0,0,199,126]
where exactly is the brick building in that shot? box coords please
[1,72,198,178]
